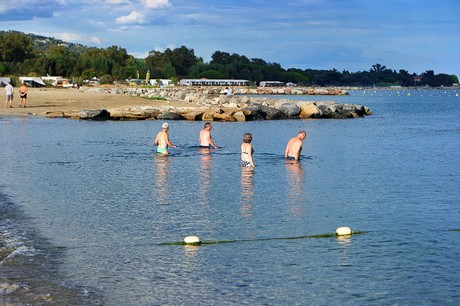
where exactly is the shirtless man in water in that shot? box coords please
[199,122,218,149]
[154,123,176,155]
[284,130,307,161]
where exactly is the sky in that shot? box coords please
[1,0,459,76]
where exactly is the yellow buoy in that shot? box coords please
[184,236,201,244]
[336,227,352,236]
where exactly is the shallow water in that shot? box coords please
[1,89,459,305]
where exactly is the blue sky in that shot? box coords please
[1,0,459,76]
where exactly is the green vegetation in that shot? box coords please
[1,30,458,87]
[142,96,167,101]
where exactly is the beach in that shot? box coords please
[0,87,193,117]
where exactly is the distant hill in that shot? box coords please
[0,30,88,53]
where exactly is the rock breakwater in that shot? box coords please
[47,87,372,121]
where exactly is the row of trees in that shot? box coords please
[1,31,458,87]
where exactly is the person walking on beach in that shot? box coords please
[199,122,218,149]
[154,122,176,155]
[19,83,28,108]
[241,133,255,168]
[284,130,307,161]
[5,82,13,108]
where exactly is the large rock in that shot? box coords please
[202,111,215,121]
[331,109,357,119]
[158,111,185,120]
[276,103,300,118]
[313,104,333,118]
[213,112,236,122]
[233,111,246,122]
[298,102,319,118]
[258,105,286,120]
[78,109,110,120]
[181,110,204,121]
[241,107,264,120]
[108,109,159,120]
[45,111,65,118]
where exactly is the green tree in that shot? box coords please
[0,31,36,63]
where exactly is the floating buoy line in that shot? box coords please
[161,227,367,246]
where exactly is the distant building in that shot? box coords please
[413,75,422,83]
[19,76,46,87]
[0,77,11,86]
[149,79,173,86]
[260,81,285,87]
[41,76,71,87]
[179,79,250,86]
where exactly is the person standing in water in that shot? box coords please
[199,122,218,149]
[284,130,307,161]
[241,133,255,168]
[154,122,176,155]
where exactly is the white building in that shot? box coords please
[260,81,285,87]
[149,79,173,86]
[179,79,250,86]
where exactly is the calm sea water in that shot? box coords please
[1,89,459,305]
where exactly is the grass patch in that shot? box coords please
[141,96,167,101]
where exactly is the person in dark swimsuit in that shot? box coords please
[284,130,307,161]
[199,122,218,149]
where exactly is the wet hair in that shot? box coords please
[299,130,306,137]
[204,122,212,128]
[243,133,252,143]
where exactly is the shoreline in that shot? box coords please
[0,86,372,121]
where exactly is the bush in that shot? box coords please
[99,74,113,85]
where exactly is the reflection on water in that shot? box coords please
[285,161,305,219]
[183,245,200,257]
[154,155,170,205]
[198,148,213,205]
[336,236,352,266]
[240,168,254,218]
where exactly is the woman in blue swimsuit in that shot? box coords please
[241,133,255,168]
[154,122,176,155]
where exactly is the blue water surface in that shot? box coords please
[0,89,459,305]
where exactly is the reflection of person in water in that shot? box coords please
[198,150,212,205]
[285,161,304,218]
[240,168,254,218]
[154,155,170,205]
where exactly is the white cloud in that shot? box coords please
[56,32,85,42]
[89,36,103,44]
[53,32,103,45]
[141,0,171,9]
[116,11,145,24]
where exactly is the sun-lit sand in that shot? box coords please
[0,86,190,117]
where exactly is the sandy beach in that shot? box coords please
[0,87,191,117]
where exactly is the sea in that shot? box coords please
[0,89,459,305]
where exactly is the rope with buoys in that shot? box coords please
[161,227,367,246]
